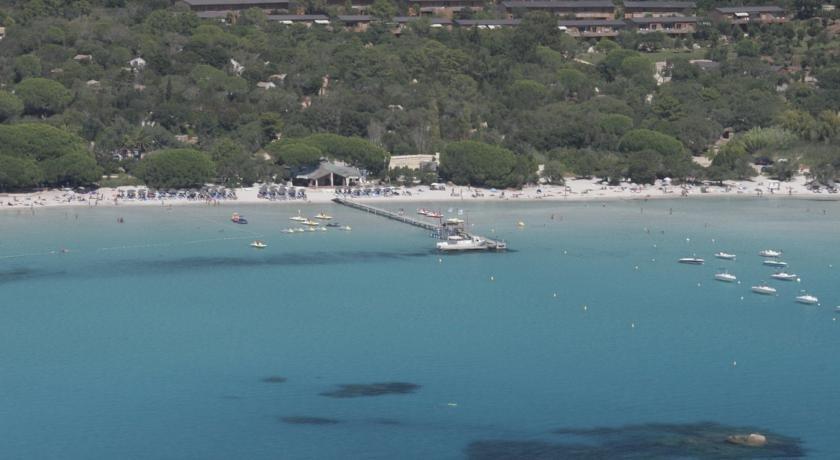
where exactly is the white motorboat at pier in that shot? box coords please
[759,249,782,258]
[715,252,736,260]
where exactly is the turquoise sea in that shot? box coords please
[1,198,839,459]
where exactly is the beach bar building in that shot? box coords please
[712,6,787,24]
[294,161,363,187]
[502,1,616,20]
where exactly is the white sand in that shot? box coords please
[0,175,835,212]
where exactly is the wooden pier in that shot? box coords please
[332,197,440,231]
[332,196,507,250]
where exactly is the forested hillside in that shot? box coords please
[0,0,838,191]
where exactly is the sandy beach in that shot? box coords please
[0,175,836,212]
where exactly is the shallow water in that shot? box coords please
[1,198,838,459]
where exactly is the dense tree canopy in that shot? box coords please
[0,2,837,188]
[133,149,216,189]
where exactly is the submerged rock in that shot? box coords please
[467,422,804,459]
[320,382,420,398]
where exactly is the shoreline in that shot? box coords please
[1,176,837,212]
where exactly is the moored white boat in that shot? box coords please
[770,272,798,281]
[763,260,788,268]
[250,240,267,249]
[314,212,333,220]
[714,272,737,282]
[436,235,488,252]
[302,219,320,226]
[678,257,704,265]
[751,284,777,295]
[759,249,782,258]
[795,294,819,305]
[715,252,736,260]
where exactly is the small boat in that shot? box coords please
[770,272,798,281]
[283,228,295,234]
[678,257,704,265]
[302,219,320,226]
[516,221,526,227]
[751,284,777,295]
[341,225,352,231]
[325,222,341,228]
[763,260,788,268]
[714,272,737,283]
[759,249,782,258]
[795,294,819,305]
[290,210,307,222]
[426,211,443,219]
[294,228,305,233]
[250,240,267,249]
[715,252,736,260]
[318,226,327,232]
[314,212,333,220]
[417,208,430,216]
[231,213,248,224]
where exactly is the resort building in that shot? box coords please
[0,26,6,40]
[454,18,523,29]
[557,19,626,37]
[409,0,487,18]
[622,1,695,18]
[294,161,363,187]
[338,15,373,32]
[711,6,788,24]
[195,10,233,21]
[181,0,291,12]
[502,1,616,20]
[267,14,331,26]
[629,16,698,34]
[393,16,453,34]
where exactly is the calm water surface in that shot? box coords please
[1,198,838,458]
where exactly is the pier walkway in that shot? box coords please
[331,197,439,232]
[332,196,507,250]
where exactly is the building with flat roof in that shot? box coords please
[389,154,439,171]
